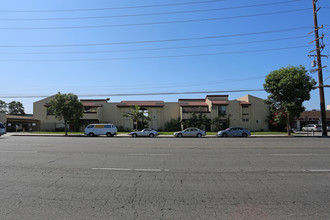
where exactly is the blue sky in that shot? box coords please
[0,0,329,114]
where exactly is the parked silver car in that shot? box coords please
[174,127,206,138]
[301,124,321,132]
[130,129,158,137]
[217,127,251,137]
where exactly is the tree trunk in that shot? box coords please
[64,120,68,136]
[286,113,291,136]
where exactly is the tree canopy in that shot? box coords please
[0,100,7,113]
[263,65,316,135]
[184,112,211,130]
[49,92,84,135]
[8,101,25,115]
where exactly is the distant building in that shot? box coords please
[0,113,40,132]
[33,94,270,132]
[293,110,330,130]
[0,113,6,124]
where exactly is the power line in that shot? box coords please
[0,45,312,62]
[0,89,265,99]
[0,36,310,55]
[0,0,226,13]
[0,8,310,30]
[0,26,312,48]
[43,76,267,92]
[0,1,302,21]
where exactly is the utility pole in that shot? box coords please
[311,0,327,136]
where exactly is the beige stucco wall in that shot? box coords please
[33,95,65,131]
[98,102,180,131]
[236,95,270,131]
[33,95,270,132]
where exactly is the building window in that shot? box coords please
[84,107,98,113]
[218,105,226,116]
[242,118,249,122]
[139,108,149,117]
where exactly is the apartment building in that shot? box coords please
[33,94,270,132]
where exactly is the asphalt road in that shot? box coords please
[0,136,330,219]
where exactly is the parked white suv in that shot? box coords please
[84,124,117,137]
[0,122,6,136]
[302,124,321,132]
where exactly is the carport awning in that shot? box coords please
[6,115,40,123]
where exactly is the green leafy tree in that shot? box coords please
[8,101,25,115]
[49,92,84,136]
[184,112,211,130]
[212,116,230,130]
[123,105,151,130]
[164,118,182,131]
[0,100,7,113]
[263,65,316,135]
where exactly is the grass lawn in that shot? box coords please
[251,132,287,135]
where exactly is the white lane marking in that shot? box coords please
[0,151,38,153]
[303,169,330,172]
[128,154,170,156]
[92,168,169,172]
[92,168,132,171]
[270,154,318,156]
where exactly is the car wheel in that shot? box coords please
[222,133,228,137]
[177,133,183,138]
[197,133,202,138]
[132,133,137,138]
[149,133,154,138]
[106,133,112,137]
[242,133,247,137]
[89,133,94,137]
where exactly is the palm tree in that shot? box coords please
[123,105,151,130]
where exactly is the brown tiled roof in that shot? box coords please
[117,101,164,107]
[178,99,208,107]
[298,111,330,120]
[80,99,109,102]
[240,101,251,105]
[6,115,40,122]
[211,101,229,105]
[178,99,205,102]
[81,99,108,107]
[179,102,208,107]
[81,102,103,107]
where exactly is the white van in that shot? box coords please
[84,124,117,137]
[0,122,6,136]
